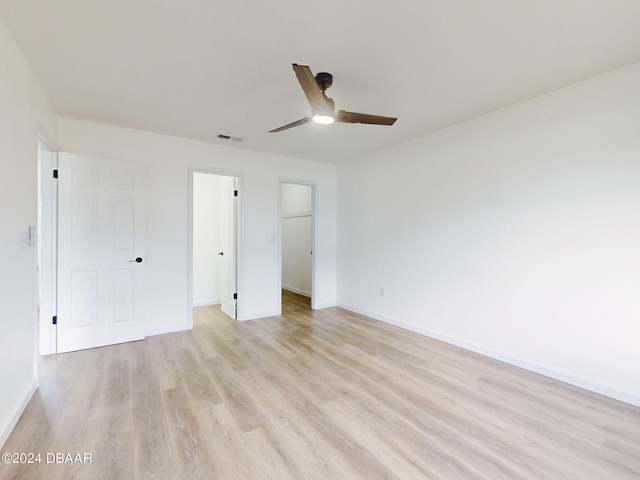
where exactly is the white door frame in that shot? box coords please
[37,136,57,355]
[278,178,318,310]
[187,166,244,327]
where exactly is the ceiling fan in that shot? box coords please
[269,63,397,133]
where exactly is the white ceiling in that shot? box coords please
[1,0,640,163]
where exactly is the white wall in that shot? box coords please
[0,16,57,447]
[58,118,337,330]
[281,183,312,296]
[193,173,228,306]
[337,62,640,406]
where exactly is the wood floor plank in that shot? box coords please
[234,368,361,480]
[2,290,640,479]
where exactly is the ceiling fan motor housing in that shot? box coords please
[312,96,335,118]
[315,72,333,91]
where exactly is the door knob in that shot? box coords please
[218,252,224,256]
[129,257,143,263]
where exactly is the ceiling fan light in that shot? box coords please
[312,114,334,125]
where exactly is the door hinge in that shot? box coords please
[53,169,58,179]
[233,293,237,300]
[234,190,238,197]
[52,315,57,325]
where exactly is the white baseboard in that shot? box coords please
[337,302,640,408]
[312,301,337,310]
[0,380,37,449]
[238,310,280,321]
[282,286,311,298]
[145,324,190,337]
[193,299,221,307]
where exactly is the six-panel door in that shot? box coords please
[57,153,146,353]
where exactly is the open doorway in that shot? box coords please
[280,181,315,310]
[189,170,239,322]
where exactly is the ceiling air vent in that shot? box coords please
[217,134,244,142]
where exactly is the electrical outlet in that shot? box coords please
[379,287,385,297]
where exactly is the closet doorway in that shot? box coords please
[280,181,315,309]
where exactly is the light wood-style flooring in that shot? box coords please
[2,290,640,479]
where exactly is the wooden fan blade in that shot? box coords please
[336,110,397,126]
[292,63,327,110]
[269,117,311,133]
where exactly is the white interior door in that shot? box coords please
[220,177,237,319]
[57,153,146,353]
